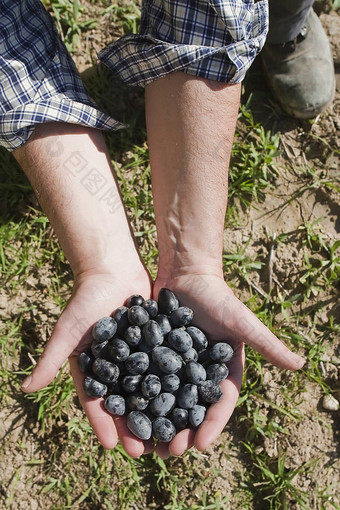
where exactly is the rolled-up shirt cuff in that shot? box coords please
[0,95,124,151]
[0,0,124,151]
[99,0,268,86]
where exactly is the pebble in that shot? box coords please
[322,394,339,411]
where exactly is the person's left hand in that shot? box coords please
[152,273,305,458]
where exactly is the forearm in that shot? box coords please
[13,123,142,280]
[145,73,241,279]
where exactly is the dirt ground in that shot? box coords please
[0,3,339,510]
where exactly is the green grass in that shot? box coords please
[42,0,97,52]
[42,0,141,52]
[113,145,158,276]
[243,445,317,510]
[1,117,339,509]
[227,104,281,219]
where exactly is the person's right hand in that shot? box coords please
[21,269,154,457]
[14,123,156,457]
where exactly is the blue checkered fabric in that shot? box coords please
[0,0,123,151]
[99,0,268,86]
[0,0,268,151]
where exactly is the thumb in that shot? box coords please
[21,307,92,393]
[232,303,305,370]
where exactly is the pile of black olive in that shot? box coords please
[78,289,233,442]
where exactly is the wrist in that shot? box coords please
[14,122,146,281]
[71,235,146,282]
[73,261,151,294]
[157,248,223,281]
[156,222,224,280]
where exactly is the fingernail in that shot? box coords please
[292,353,306,368]
[21,375,32,391]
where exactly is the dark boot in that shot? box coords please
[261,9,335,119]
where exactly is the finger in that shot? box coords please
[21,305,93,393]
[20,276,126,394]
[232,299,305,370]
[113,416,154,458]
[156,346,244,457]
[154,428,195,458]
[71,356,153,456]
[170,283,305,371]
[167,428,195,457]
[189,286,305,371]
[154,441,171,459]
[194,344,244,451]
[143,439,156,455]
[70,356,119,450]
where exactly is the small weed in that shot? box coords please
[164,491,231,510]
[223,239,264,279]
[270,165,340,218]
[101,1,141,35]
[227,104,280,220]
[299,238,340,299]
[113,145,158,276]
[42,0,97,52]
[25,364,74,435]
[317,484,340,510]
[245,447,316,510]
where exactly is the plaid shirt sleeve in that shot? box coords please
[0,0,124,151]
[99,0,268,86]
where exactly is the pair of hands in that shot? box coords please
[21,270,305,459]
